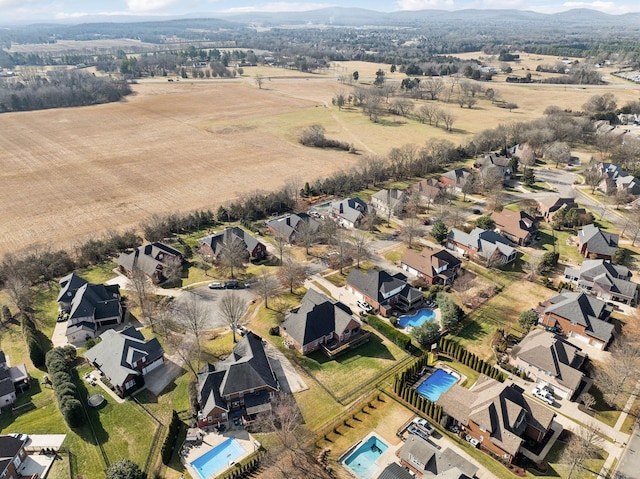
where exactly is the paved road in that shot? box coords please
[616,422,640,479]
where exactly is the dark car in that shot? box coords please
[225,280,240,289]
[471,208,482,215]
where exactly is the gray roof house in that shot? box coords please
[197,332,279,427]
[330,197,367,228]
[474,153,512,183]
[511,329,585,399]
[0,435,27,479]
[377,463,415,479]
[371,188,406,217]
[57,273,123,343]
[536,196,586,222]
[578,224,619,260]
[280,289,364,356]
[564,259,637,305]
[446,228,517,265]
[0,351,29,409]
[440,168,472,191]
[199,226,267,260]
[399,434,478,478]
[346,268,424,315]
[266,213,319,243]
[596,162,640,196]
[117,242,183,283]
[85,326,164,396]
[541,292,614,350]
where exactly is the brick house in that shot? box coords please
[0,435,28,479]
[491,209,538,246]
[400,247,461,286]
[196,332,279,428]
[346,268,424,316]
[398,434,478,478]
[330,197,367,229]
[440,168,472,192]
[564,259,637,305]
[371,188,406,217]
[577,224,618,260]
[199,226,267,261]
[266,213,319,243]
[540,292,615,350]
[439,375,556,464]
[117,242,183,284]
[447,228,517,265]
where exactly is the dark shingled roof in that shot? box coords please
[199,227,265,257]
[544,292,614,342]
[281,289,358,349]
[579,224,618,257]
[0,435,24,472]
[398,434,478,478]
[377,463,414,479]
[266,213,319,241]
[84,326,164,388]
[346,268,407,305]
[117,242,182,277]
[401,247,461,279]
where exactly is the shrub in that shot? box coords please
[46,346,83,428]
[268,326,280,336]
[161,411,181,465]
[367,315,412,350]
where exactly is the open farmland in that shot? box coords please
[1,65,640,256]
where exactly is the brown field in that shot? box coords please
[2,60,640,257]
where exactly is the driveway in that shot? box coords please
[142,355,184,396]
[262,341,308,394]
[173,285,257,330]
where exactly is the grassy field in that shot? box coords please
[455,279,554,359]
[2,56,640,257]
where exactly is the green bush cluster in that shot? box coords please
[218,452,265,479]
[21,313,46,367]
[161,411,181,465]
[45,346,84,428]
[438,337,506,382]
[366,315,412,350]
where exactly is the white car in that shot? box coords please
[357,300,373,312]
[533,387,555,405]
[412,417,435,435]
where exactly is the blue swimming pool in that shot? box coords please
[343,435,389,479]
[190,437,245,479]
[416,368,457,402]
[398,308,435,328]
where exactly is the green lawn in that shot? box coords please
[538,438,607,479]
[293,329,409,403]
[76,261,118,284]
[536,224,584,266]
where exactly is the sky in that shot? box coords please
[1,0,639,24]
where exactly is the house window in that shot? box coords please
[13,456,21,468]
[125,379,136,389]
[222,413,227,419]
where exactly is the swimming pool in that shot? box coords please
[190,437,245,479]
[343,435,389,479]
[398,308,435,328]
[416,368,457,402]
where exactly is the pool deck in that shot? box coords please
[398,307,441,331]
[342,432,399,479]
[182,429,258,479]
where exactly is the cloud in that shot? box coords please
[396,0,455,10]
[127,0,179,12]
[223,2,335,13]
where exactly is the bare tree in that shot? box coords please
[167,332,201,381]
[350,230,371,268]
[544,141,571,168]
[295,219,315,256]
[174,293,209,373]
[401,216,423,249]
[129,266,155,331]
[417,103,439,125]
[560,424,604,479]
[454,271,476,305]
[390,97,413,117]
[217,236,247,279]
[273,233,288,265]
[441,109,456,131]
[277,257,307,293]
[580,392,596,410]
[423,77,445,101]
[4,275,32,313]
[594,336,640,408]
[220,292,248,343]
[255,74,264,89]
[526,251,543,282]
[256,269,280,309]
[584,168,604,194]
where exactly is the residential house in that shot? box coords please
[540,292,614,350]
[85,326,165,396]
[280,289,366,356]
[330,197,367,228]
[199,226,267,261]
[509,143,535,163]
[596,162,640,196]
[446,228,517,265]
[57,273,123,343]
[117,242,183,283]
[409,178,447,206]
[564,259,637,305]
[511,329,585,399]
[491,209,538,246]
[377,463,415,479]
[536,197,586,223]
[398,434,478,478]
[439,375,556,464]
[371,188,406,217]
[196,332,279,427]
[266,213,319,244]
[0,351,29,411]
[0,435,28,479]
[577,224,619,260]
[474,153,512,183]
[346,268,424,316]
[440,168,472,192]
[401,248,461,286]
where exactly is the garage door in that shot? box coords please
[143,358,164,374]
[571,332,591,344]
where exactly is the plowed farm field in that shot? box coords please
[2,70,640,256]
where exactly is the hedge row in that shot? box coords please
[438,337,506,382]
[21,313,45,367]
[45,347,84,428]
[161,410,181,465]
[218,451,265,479]
[366,315,413,350]
[393,353,443,423]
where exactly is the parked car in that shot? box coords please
[208,282,223,289]
[357,300,373,312]
[412,417,435,435]
[533,386,555,405]
[471,208,482,215]
[224,280,240,289]
[408,425,429,440]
